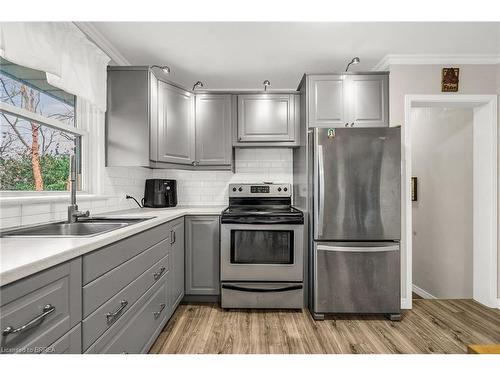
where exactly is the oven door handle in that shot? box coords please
[221,284,303,293]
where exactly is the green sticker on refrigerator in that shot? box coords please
[327,128,335,139]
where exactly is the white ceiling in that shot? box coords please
[90,22,500,90]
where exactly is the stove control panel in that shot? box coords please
[229,183,291,198]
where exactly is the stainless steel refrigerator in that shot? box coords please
[311,127,401,321]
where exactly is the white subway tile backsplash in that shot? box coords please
[0,149,293,229]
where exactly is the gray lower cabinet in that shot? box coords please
[195,94,232,166]
[156,81,195,165]
[235,94,299,146]
[0,258,81,354]
[169,217,185,312]
[185,216,220,295]
[44,324,82,354]
[85,280,169,354]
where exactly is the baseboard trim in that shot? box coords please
[412,284,437,299]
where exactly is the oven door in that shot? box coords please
[221,223,304,282]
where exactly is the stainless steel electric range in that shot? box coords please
[220,183,304,309]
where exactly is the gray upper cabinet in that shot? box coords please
[347,74,388,128]
[307,75,346,127]
[195,94,232,166]
[156,81,195,165]
[306,73,389,128]
[235,94,299,146]
[185,216,220,295]
[106,67,156,167]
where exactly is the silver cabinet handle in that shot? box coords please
[153,303,166,319]
[2,304,55,336]
[106,300,128,322]
[169,230,176,245]
[153,266,166,281]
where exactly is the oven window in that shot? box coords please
[230,230,294,264]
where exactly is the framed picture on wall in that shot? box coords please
[442,67,460,92]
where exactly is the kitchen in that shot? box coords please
[1,5,500,372]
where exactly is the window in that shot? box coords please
[0,58,82,192]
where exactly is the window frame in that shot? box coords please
[0,100,89,197]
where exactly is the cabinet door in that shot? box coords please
[308,75,347,128]
[156,82,195,164]
[185,216,220,295]
[170,218,185,310]
[237,94,295,142]
[346,75,388,128]
[195,94,232,165]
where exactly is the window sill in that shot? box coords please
[0,193,112,206]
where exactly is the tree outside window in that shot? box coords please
[0,59,80,191]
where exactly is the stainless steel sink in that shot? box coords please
[0,217,154,238]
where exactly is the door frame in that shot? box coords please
[403,94,498,309]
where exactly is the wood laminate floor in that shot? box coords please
[149,300,500,354]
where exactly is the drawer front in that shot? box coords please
[43,324,81,354]
[82,254,169,350]
[83,237,169,317]
[0,258,81,354]
[85,280,169,354]
[83,221,170,284]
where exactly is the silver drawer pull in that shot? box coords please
[153,303,166,319]
[2,304,55,336]
[106,300,128,322]
[153,266,166,281]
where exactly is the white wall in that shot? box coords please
[389,63,500,301]
[153,148,293,205]
[0,148,293,229]
[411,107,473,298]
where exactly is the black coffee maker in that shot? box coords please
[143,179,177,208]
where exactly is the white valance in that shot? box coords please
[0,22,110,111]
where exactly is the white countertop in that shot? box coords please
[0,206,226,287]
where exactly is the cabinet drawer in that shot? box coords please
[83,237,169,317]
[43,324,81,354]
[82,254,169,350]
[85,280,169,354]
[0,259,81,354]
[83,221,170,284]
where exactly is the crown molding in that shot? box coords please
[74,22,131,66]
[372,54,500,71]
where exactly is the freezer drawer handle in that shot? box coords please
[317,244,399,253]
[221,284,303,293]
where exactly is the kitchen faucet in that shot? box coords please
[68,154,90,223]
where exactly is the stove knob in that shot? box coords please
[238,187,243,192]
[278,187,282,192]
[284,187,288,192]
[232,187,237,192]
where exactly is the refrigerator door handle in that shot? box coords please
[317,144,325,236]
[317,244,399,253]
